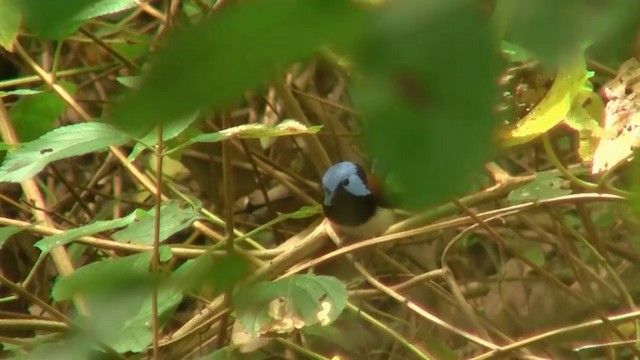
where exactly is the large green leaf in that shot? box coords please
[233,274,347,337]
[21,0,138,39]
[354,0,503,209]
[34,209,145,254]
[111,201,203,245]
[110,0,366,135]
[52,252,154,301]
[507,172,572,204]
[0,122,131,183]
[0,0,20,51]
[173,252,251,295]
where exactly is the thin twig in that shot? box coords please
[150,125,163,359]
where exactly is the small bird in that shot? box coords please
[322,161,394,238]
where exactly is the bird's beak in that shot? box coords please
[323,191,334,206]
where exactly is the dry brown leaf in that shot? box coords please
[261,296,306,334]
[592,58,640,173]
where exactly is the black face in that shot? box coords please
[322,185,377,227]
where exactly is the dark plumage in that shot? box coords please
[322,161,394,238]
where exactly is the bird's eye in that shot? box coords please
[341,178,350,187]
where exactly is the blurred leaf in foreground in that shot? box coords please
[506,0,640,65]
[21,0,138,39]
[52,251,180,353]
[354,0,503,209]
[0,0,20,51]
[9,81,77,142]
[111,0,366,135]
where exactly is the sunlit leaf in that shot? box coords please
[190,120,322,143]
[0,122,131,183]
[110,0,365,134]
[592,58,640,174]
[231,321,271,354]
[0,89,45,97]
[165,120,322,156]
[501,54,588,147]
[564,90,605,162]
[111,201,203,245]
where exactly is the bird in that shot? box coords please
[321,161,394,239]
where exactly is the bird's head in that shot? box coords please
[322,161,392,236]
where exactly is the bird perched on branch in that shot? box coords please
[321,161,394,239]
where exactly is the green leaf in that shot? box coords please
[0,89,45,97]
[0,225,21,250]
[27,336,94,360]
[354,0,502,209]
[0,0,21,51]
[52,252,155,301]
[524,247,546,267]
[501,55,588,147]
[164,120,322,156]
[506,0,640,65]
[52,251,181,353]
[111,201,202,245]
[233,274,347,337]
[111,33,151,61]
[110,0,365,135]
[190,120,322,144]
[0,122,131,183]
[172,252,251,294]
[128,111,199,161]
[34,209,145,254]
[10,81,76,142]
[116,75,141,89]
[107,280,181,353]
[507,172,572,204]
[21,0,139,39]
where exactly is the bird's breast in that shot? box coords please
[332,206,394,238]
